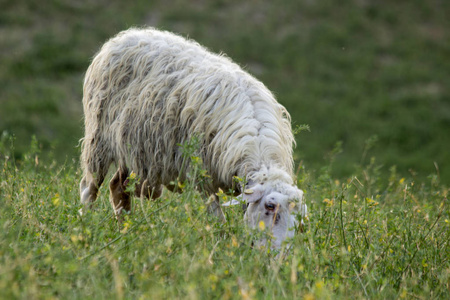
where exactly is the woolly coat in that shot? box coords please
[81,28,295,194]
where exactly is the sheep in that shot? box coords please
[79,27,307,248]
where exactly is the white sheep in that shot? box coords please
[79,27,306,248]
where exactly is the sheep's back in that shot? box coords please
[82,28,294,192]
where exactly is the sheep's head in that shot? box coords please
[241,181,306,248]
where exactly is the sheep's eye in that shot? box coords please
[265,203,276,211]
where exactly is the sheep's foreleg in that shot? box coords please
[138,179,163,200]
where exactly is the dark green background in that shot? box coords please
[1,0,449,181]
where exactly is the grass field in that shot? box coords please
[1,0,449,181]
[1,135,449,299]
[1,0,450,298]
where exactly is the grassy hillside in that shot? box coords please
[1,0,449,181]
[1,2,450,297]
[1,137,449,299]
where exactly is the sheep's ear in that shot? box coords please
[288,188,305,213]
[290,189,307,218]
[241,183,265,203]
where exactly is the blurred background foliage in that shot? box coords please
[1,0,449,181]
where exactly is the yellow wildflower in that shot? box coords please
[232,236,238,247]
[323,198,334,207]
[259,221,265,231]
[52,193,60,206]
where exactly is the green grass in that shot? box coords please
[1,0,449,181]
[1,136,449,299]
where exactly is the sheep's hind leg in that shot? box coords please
[79,135,112,209]
[80,171,106,206]
[109,167,132,216]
